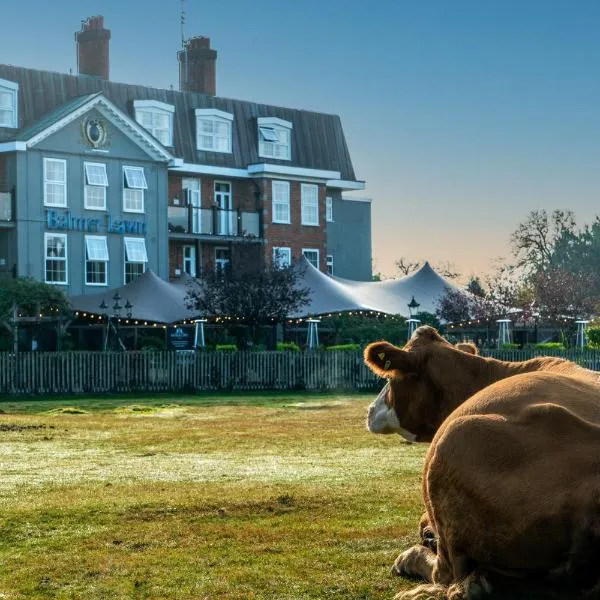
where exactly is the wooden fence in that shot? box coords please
[1,349,600,396]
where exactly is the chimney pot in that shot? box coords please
[178,36,217,95]
[76,15,111,79]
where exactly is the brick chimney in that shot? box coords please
[75,16,111,79]
[178,36,217,95]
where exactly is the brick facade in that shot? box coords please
[168,173,328,278]
[262,179,327,271]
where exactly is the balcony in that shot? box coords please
[0,192,13,227]
[168,206,261,240]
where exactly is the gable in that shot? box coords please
[32,107,159,163]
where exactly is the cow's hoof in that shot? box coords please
[392,545,429,578]
[394,583,448,600]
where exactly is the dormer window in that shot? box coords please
[0,78,18,128]
[258,117,292,161]
[195,109,233,153]
[134,100,175,147]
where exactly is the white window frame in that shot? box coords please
[326,196,333,222]
[134,100,175,147]
[271,180,290,224]
[183,245,197,277]
[301,184,319,226]
[258,117,292,161]
[85,235,109,286]
[183,178,202,234]
[124,237,148,283]
[215,247,230,276]
[326,254,334,276]
[0,78,18,128]
[43,158,67,208]
[195,109,233,153]
[123,166,147,213]
[302,249,320,270]
[84,162,108,211]
[273,247,292,269]
[44,232,68,285]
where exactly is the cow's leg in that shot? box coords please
[392,544,437,580]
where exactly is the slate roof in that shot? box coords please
[0,65,357,181]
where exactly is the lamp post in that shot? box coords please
[100,293,132,351]
[407,296,421,339]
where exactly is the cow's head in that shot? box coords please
[364,326,483,442]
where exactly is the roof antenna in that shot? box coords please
[180,0,187,49]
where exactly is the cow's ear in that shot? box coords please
[364,341,419,377]
[456,342,478,356]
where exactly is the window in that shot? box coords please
[84,162,108,210]
[272,180,290,224]
[214,181,234,235]
[183,245,197,277]
[123,166,147,213]
[326,196,333,222]
[134,100,175,146]
[124,237,148,283]
[273,247,291,269]
[183,178,201,234]
[302,249,320,270]
[0,78,18,128]
[45,233,67,284]
[258,117,292,160]
[215,247,230,277]
[326,254,334,276]
[85,235,108,285]
[43,158,67,207]
[301,184,319,226]
[195,109,233,153]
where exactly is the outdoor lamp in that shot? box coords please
[408,296,420,317]
[125,299,133,319]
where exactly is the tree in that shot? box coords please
[510,209,576,275]
[185,245,311,348]
[466,276,485,298]
[395,257,461,280]
[435,288,471,324]
[0,278,72,352]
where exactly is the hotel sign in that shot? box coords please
[46,210,146,235]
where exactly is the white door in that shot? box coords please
[214,182,233,235]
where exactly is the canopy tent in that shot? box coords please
[70,270,198,324]
[291,258,463,318]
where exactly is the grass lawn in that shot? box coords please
[0,392,427,599]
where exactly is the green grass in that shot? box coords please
[0,393,426,599]
[0,394,580,599]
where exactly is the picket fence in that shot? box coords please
[1,349,600,396]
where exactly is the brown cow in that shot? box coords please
[364,326,600,599]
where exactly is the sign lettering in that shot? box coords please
[46,210,146,236]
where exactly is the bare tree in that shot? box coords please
[510,209,576,275]
[395,257,461,280]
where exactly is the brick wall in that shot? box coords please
[167,174,328,276]
[262,179,326,271]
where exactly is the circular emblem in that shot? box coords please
[83,118,108,148]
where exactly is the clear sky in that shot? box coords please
[3,1,600,280]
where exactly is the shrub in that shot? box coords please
[586,327,600,347]
[501,343,520,350]
[215,344,237,352]
[534,342,565,350]
[139,336,165,351]
[277,342,300,352]
[326,343,360,351]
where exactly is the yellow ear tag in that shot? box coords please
[378,352,386,360]
[384,360,391,370]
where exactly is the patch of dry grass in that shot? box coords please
[0,394,426,599]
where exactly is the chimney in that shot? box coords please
[76,16,111,79]
[178,36,217,95]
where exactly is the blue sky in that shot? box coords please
[3,1,600,279]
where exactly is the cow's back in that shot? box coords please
[424,372,600,576]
